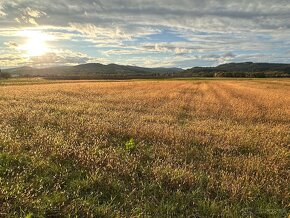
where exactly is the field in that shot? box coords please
[0,79,289,217]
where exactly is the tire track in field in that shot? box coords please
[199,81,261,122]
[220,81,290,123]
[175,82,201,125]
[198,81,236,120]
[209,81,267,122]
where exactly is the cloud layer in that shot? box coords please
[0,0,290,68]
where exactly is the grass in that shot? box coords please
[0,78,289,217]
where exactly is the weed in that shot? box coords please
[125,138,136,151]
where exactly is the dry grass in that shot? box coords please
[0,79,289,217]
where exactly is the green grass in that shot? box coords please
[1,147,287,217]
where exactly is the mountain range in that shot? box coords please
[2,63,182,78]
[1,62,290,79]
[179,62,290,77]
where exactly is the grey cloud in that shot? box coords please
[223,52,236,58]
[197,52,236,61]
[30,52,90,65]
[1,0,290,31]
[141,42,200,55]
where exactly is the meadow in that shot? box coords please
[0,79,289,217]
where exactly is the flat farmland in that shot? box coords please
[0,79,289,217]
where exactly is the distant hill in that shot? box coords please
[2,63,183,79]
[2,62,290,79]
[178,62,290,78]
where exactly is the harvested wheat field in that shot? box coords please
[0,79,289,217]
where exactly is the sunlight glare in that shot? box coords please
[18,30,52,57]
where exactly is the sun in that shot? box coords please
[18,30,52,57]
[22,37,48,57]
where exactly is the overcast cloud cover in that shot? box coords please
[0,0,290,68]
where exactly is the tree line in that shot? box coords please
[0,69,11,79]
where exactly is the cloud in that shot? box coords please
[199,52,237,64]
[0,0,290,68]
[0,53,27,67]
[69,23,132,40]
[141,42,197,55]
[0,48,110,68]
[30,49,104,65]
[22,7,46,18]
[69,22,159,41]
[9,6,47,25]
[2,0,289,32]
[104,49,149,56]
[4,41,18,48]
[0,10,6,17]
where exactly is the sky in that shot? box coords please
[0,0,290,69]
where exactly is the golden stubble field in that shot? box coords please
[0,79,289,217]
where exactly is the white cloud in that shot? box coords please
[69,22,159,41]
[0,0,290,67]
[23,7,46,18]
[29,50,110,67]
[0,10,6,17]
[4,41,18,48]
[12,7,47,25]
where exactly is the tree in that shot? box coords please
[0,69,11,79]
